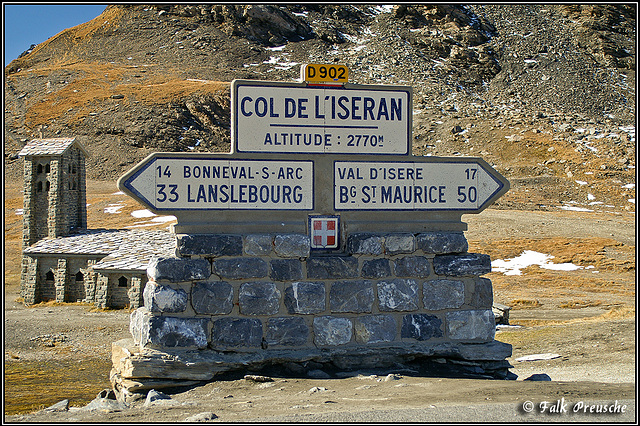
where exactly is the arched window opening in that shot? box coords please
[45,180,50,192]
[71,164,77,174]
[37,164,43,174]
[37,181,43,192]
[75,271,84,282]
[45,163,50,174]
[45,271,55,281]
[118,276,128,288]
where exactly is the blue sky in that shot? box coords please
[3,4,107,67]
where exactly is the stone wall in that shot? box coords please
[99,273,147,308]
[20,255,147,308]
[22,158,51,247]
[131,232,496,352]
[20,256,38,305]
[21,159,36,249]
[60,147,87,232]
[54,258,68,302]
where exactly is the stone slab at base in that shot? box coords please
[111,338,513,399]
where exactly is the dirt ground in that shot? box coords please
[3,179,636,422]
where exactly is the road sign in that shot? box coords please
[232,80,411,155]
[334,159,508,212]
[117,154,314,212]
[301,63,349,84]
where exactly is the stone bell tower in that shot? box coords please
[18,137,88,248]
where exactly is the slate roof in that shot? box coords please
[24,229,176,272]
[18,137,88,157]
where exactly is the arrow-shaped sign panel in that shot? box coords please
[117,154,314,212]
[334,159,508,212]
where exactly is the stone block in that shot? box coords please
[313,316,352,346]
[361,258,391,279]
[346,233,383,255]
[244,234,273,256]
[417,232,468,254]
[176,234,242,257]
[213,258,268,279]
[143,281,188,313]
[284,281,326,314]
[211,318,262,349]
[129,308,149,345]
[147,257,210,283]
[329,280,374,313]
[274,234,310,258]
[385,233,415,254]
[377,279,419,311]
[423,279,465,310]
[446,309,495,341]
[401,314,443,341]
[470,277,493,309]
[394,256,431,278]
[130,308,209,349]
[270,259,303,281]
[306,256,359,279]
[456,340,513,361]
[191,280,233,315]
[433,253,491,276]
[265,317,309,347]
[239,282,281,315]
[353,315,397,344]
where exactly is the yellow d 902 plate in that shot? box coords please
[301,63,349,83]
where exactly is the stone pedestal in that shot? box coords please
[111,231,512,399]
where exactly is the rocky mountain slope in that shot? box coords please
[4,4,636,212]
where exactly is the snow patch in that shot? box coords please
[151,215,177,223]
[492,250,583,276]
[265,45,287,51]
[372,5,394,14]
[131,209,156,218]
[559,205,593,212]
[104,203,125,214]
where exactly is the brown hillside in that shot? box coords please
[4,4,635,212]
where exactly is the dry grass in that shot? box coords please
[510,299,542,309]
[497,306,635,351]
[469,235,635,311]
[22,6,124,64]
[27,300,93,309]
[559,300,603,309]
[496,324,562,347]
[469,236,635,270]
[18,62,228,129]
[574,305,635,322]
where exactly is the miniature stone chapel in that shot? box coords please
[18,137,174,308]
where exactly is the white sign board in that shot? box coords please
[232,80,411,155]
[334,160,506,211]
[119,155,314,211]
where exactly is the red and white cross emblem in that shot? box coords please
[310,216,339,249]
